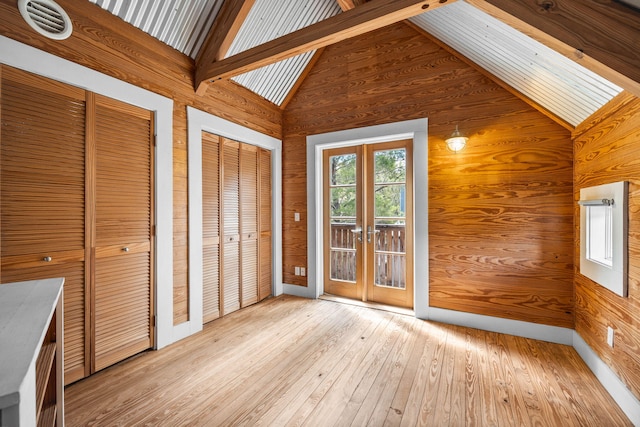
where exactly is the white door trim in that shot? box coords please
[187,106,284,331]
[301,119,429,318]
[0,36,175,348]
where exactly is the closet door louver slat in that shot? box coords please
[259,149,273,301]
[201,134,272,323]
[240,145,258,307]
[202,132,220,323]
[93,95,154,372]
[222,139,240,315]
[1,66,88,384]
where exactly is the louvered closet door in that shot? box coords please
[92,94,154,372]
[222,139,241,315]
[202,131,220,323]
[0,66,89,384]
[240,144,259,307]
[259,149,272,301]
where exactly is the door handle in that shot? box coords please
[367,225,379,243]
[350,227,363,242]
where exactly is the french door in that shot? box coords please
[323,139,413,308]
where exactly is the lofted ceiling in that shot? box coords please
[87,0,634,127]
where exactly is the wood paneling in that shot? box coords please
[0,0,282,326]
[283,23,574,326]
[573,92,640,401]
[65,296,632,426]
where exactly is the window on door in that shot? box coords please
[323,139,413,308]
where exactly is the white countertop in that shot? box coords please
[0,278,64,409]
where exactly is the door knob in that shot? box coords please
[122,247,130,252]
[43,256,52,262]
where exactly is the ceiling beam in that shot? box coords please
[195,0,456,93]
[336,0,367,11]
[195,0,256,95]
[475,0,640,98]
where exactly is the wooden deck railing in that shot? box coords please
[329,223,406,288]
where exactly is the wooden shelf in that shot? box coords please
[35,342,56,416]
[37,404,56,427]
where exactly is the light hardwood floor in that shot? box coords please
[65,295,631,426]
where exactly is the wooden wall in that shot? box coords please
[283,22,574,327]
[573,92,640,400]
[0,0,282,325]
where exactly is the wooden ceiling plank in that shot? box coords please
[195,0,256,96]
[475,0,640,98]
[404,21,575,131]
[195,0,456,92]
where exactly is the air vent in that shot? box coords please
[18,0,72,40]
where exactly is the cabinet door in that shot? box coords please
[92,95,154,372]
[202,132,220,323]
[240,144,258,307]
[259,149,272,301]
[0,66,89,384]
[222,139,241,315]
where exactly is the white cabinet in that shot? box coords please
[0,278,64,426]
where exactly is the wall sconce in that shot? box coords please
[446,125,468,153]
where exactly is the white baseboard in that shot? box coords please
[283,283,317,299]
[573,332,640,426]
[427,307,574,345]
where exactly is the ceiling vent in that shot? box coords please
[18,0,72,40]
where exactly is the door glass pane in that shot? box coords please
[330,153,356,185]
[373,149,406,289]
[330,187,356,217]
[329,154,357,282]
[374,149,405,183]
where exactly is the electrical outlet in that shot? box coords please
[300,267,306,276]
[294,266,300,276]
[294,212,300,222]
[607,326,615,348]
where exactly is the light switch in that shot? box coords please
[294,212,300,222]
[607,326,615,347]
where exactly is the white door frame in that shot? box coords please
[187,107,284,331]
[0,36,175,348]
[294,119,429,318]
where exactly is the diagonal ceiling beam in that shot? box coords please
[477,0,640,97]
[405,20,574,131]
[195,0,256,95]
[195,0,456,93]
[336,0,367,11]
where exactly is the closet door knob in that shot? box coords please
[122,247,130,252]
[43,256,52,262]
